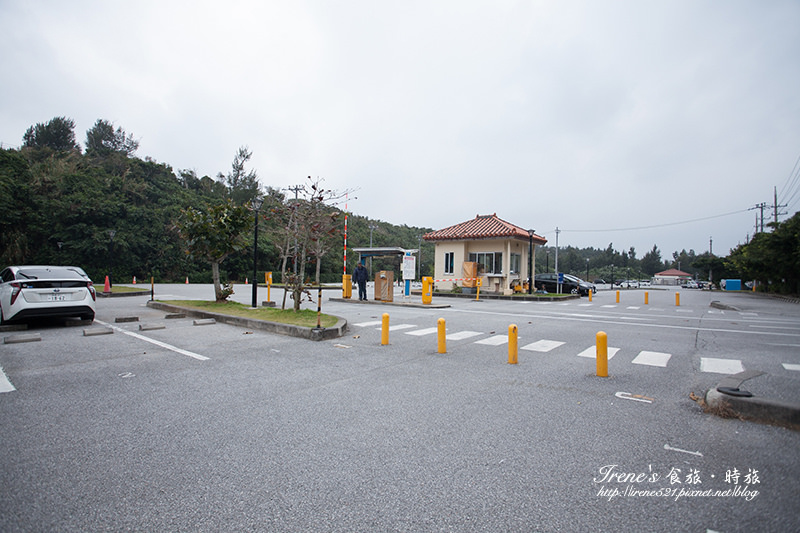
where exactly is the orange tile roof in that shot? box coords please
[655,268,692,277]
[423,214,547,244]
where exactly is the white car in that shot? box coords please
[0,265,96,324]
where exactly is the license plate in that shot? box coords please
[47,294,67,302]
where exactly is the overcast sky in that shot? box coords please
[2,0,799,259]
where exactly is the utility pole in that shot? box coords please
[773,186,787,225]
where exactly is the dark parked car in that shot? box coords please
[534,273,596,296]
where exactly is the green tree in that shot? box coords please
[640,245,664,276]
[218,146,260,205]
[85,119,139,156]
[175,199,254,301]
[22,116,80,152]
[728,212,800,294]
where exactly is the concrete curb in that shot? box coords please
[97,290,151,298]
[705,370,800,429]
[146,301,347,341]
[329,297,450,309]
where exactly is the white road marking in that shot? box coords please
[700,357,743,374]
[631,351,672,367]
[446,330,483,341]
[405,327,438,336]
[475,335,509,346]
[578,346,620,359]
[782,363,800,371]
[378,324,415,332]
[95,320,209,361]
[0,366,16,393]
[521,339,565,352]
[664,444,703,457]
[354,321,382,327]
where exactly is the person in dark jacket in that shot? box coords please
[354,261,369,301]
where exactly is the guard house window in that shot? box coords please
[468,252,503,274]
[510,253,521,275]
[444,252,454,275]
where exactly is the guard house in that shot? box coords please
[351,247,418,301]
[423,214,547,294]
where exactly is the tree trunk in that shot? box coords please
[211,261,223,301]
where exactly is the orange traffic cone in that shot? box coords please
[104,275,111,293]
[245,278,248,285]
[185,276,189,284]
[132,276,137,284]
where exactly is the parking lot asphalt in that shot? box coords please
[1,284,799,532]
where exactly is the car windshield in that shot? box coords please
[15,267,88,280]
[563,274,584,283]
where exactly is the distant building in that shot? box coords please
[653,268,692,286]
[423,214,547,294]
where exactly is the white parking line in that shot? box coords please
[95,320,209,361]
[0,366,16,393]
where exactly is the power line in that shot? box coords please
[559,208,751,233]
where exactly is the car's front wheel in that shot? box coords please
[570,288,578,295]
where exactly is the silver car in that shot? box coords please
[0,265,96,324]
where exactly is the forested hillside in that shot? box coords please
[0,118,435,284]
[2,116,796,295]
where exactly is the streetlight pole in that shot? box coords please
[107,230,116,288]
[527,229,535,294]
[586,258,590,281]
[251,197,263,308]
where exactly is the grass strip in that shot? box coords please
[160,300,338,328]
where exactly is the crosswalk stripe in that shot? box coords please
[354,321,382,327]
[446,330,483,341]
[577,346,621,359]
[521,339,565,352]
[404,327,438,336]
[700,357,744,374]
[631,351,672,367]
[379,324,416,332]
[475,335,509,346]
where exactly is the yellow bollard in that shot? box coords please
[342,274,352,299]
[476,278,482,301]
[437,318,447,354]
[381,313,390,345]
[422,276,433,305]
[616,290,620,303]
[596,331,608,377]
[675,292,680,307]
[508,324,518,364]
[588,289,592,302]
[644,291,649,305]
[266,271,272,302]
